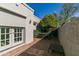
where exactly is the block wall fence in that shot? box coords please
[59,20,79,56]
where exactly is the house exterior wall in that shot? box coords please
[0,3,40,55]
[0,3,34,16]
[59,20,79,56]
[0,10,26,27]
[32,15,40,30]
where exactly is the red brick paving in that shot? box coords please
[19,38,62,56]
[1,38,41,56]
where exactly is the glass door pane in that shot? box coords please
[13,27,24,46]
[0,27,11,51]
[0,27,24,51]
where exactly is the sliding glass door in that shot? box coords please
[0,27,11,51]
[13,28,24,46]
[0,27,25,51]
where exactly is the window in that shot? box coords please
[33,21,37,26]
[16,4,19,7]
[0,27,24,51]
[0,27,10,47]
[29,20,31,24]
[14,28,22,43]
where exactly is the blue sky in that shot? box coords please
[27,3,79,19]
[27,3,62,19]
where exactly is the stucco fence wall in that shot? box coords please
[59,20,79,56]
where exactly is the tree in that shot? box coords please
[60,3,79,26]
[38,13,58,32]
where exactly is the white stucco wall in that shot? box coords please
[0,3,39,45]
[0,3,34,16]
[0,11,26,27]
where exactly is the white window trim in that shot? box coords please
[0,27,25,51]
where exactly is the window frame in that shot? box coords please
[0,26,25,51]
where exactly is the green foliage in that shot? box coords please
[60,3,79,26]
[38,13,59,32]
[40,14,58,28]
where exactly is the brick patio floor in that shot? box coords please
[19,38,64,56]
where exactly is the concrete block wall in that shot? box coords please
[59,21,79,56]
